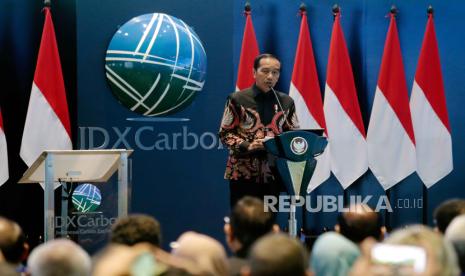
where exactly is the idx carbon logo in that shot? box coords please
[79,126,224,151]
[105,13,207,116]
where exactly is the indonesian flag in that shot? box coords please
[236,9,259,91]
[20,7,72,168]
[410,15,452,188]
[367,15,416,190]
[0,109,8,186]
[288,11,329,193]
[323,12,368,189]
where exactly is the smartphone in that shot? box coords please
[371,243,426,273]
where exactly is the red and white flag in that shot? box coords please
[0,109,8,186]
[236,8,259,91]
[410,14,452,188]
[367,14,416,190]
[288,11,329,193]
[20,7,72,168]
[323,12,367,189]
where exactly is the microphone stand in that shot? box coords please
[269,86,291,128]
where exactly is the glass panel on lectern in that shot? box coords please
[65,172,131,253]
[18,150,132,254]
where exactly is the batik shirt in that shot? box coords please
[219,85,299,183]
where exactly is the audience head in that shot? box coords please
[336,204,382,243]
[93,243,196,276]
[172,231,229,276]
[433,199,465,233]
[385,225,459,276]
[244,233,309,276]
[0,262,19,276]
[0,217,28,265]
[27,238,91,276]
[225,196,275,257]
[310,232,360,276]
[110,214,162,247]
[445,214,465,274]
[93,245,137,276]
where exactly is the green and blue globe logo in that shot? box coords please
[105,13,207,116]
[72,184,102,213]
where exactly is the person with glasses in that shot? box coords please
[219,54,299,208]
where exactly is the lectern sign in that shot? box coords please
[290,137,308,155]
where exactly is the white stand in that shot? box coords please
[19,149,133,242]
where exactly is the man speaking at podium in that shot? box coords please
[219,54,299,208]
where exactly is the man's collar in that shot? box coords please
[252,84,271,98]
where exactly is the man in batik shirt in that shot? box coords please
[219,54,299,207]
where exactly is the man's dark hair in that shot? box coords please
[249,234,308,276]
[230,196,274,256]
[337,204,382,243]
[433,199,465,233]
[0,217,27,264]
[110,214,161,246]
[253,53,279,70]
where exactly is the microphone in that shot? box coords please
[269,86,291,129]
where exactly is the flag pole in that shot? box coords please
[297,3,308,236]
[331,3,354,224]
[332,4,340,20]
[379,6,395,233]
[390,5,398,16]
[332,3,344,183]
[421,5,434,227]
[299,2,307,15]
[41,0,73,239]
[427,5,434,16]
[236,1,259,90]
[244,1,251,15]
[331,3,352,221]
[382,5,399,233]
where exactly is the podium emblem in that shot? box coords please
[290,137,308,155]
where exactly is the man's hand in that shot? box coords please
[248,139,265,151]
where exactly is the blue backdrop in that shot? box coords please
[73,0,465,249]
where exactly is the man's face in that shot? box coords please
[253,57,281,92]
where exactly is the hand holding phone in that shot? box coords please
[371,243,427,274]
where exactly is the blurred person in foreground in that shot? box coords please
[224,196,277,276]
[171,231,229,276]
[0,263,19,276]
[336,204,384,244]
[310,232,360,276]
[433,199,465,234]
[93,243,195,276]
[0,217,29,274]
[445,214,465,275]
[242,233,311,276]
[28,238,91,276]
[350,225,459,276]
[110,214,162,247]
